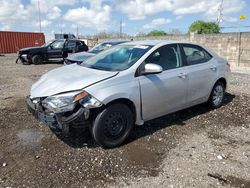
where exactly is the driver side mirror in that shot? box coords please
[142,63,163,75]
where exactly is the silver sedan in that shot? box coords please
[26,40,231,148]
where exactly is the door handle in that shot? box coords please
[178,73,187,79]
[210,66,217,71]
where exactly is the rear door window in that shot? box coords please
[66,40,76,48]
[76,41,82,47]
[182,44,212,66]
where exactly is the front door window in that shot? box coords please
[145,44,182,71]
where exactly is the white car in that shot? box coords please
[64,40,128,65]
[26,40,231,148]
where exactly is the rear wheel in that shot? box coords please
[91,103,134,148]
[208,81,225,109]
[32,55,43,65]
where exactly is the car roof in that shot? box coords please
[119,40,217,57]
[120,40,201,46]
[120,40,171,46]
[101,40,129,44]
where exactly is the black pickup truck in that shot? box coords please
[17,39,88,65]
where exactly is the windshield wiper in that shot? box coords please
[90,66,112,71]
[89,50,99,54]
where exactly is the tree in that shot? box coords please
[147,30,167,36]
[188,21,220,34]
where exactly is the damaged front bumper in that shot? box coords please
[16,54,30,64]
[26,96,91,132]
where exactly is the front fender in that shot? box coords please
[85,79,143,125]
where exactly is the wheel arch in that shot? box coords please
[105,98,137,122]
[216,77,227,89]
[32,52,45,58]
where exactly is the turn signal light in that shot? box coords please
[74,91,89,102]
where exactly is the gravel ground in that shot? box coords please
[0,54,249,188]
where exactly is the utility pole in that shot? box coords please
[60,20,63,34]
[76,24,79,39]
[217,0,224,27]
[38,0,42,32]
[120,19,122,38]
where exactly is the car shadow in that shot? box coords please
[127,92,235,145]
[42,60,64,65]
[54,92,235,149]
[54,127,99,148]
[17,59,64,65]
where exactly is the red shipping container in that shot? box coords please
[0,31,45,53]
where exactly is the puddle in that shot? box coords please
[17,129,44,147]
[125,144,159,167]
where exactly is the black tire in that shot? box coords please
[61,123,70,136]
[91,103,134,148]
[32,55,43,65]
[22,60,31,65]
[208,81,225,109]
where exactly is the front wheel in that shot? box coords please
[91,103,134,148]
[208,81,225,109]
[32,55,43,65]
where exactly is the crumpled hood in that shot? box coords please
[67,51,95,62]
[30,64,118,98]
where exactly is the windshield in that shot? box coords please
[89,43,114,54]
[81,45,152,71]
[42,40,55,47]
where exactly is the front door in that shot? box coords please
[138,44,188,121]
[47,40,65,58]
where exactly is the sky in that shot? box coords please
[0,0,250,36]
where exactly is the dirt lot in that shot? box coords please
[0,54,249,188]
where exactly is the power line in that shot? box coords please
[221,25,250,29]
[76,24,79,38]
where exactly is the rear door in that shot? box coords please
[180,44,218,106]
[65,40,77,53]
[76,41,88,52]
[138,44,189,121]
